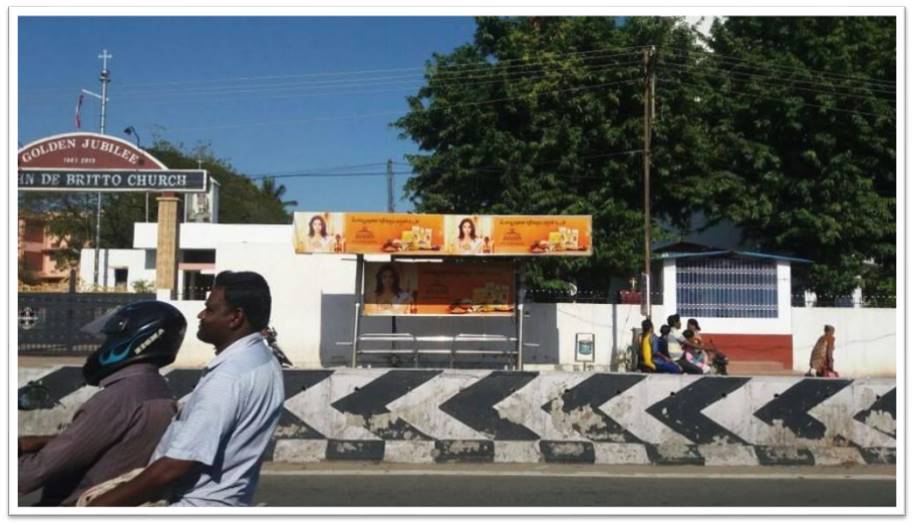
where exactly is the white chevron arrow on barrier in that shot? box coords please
[701,377,798,446]
[809,381,896,448]
[283,369,381,441]
[386,370,491,441]
[848,381,896,448]
[491,372,593,441]
[599,375,700,445]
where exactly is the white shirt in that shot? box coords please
[151,332,284,506]
[666,327,687,360]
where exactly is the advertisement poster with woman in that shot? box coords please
[443,215,493,255]
[293,212,345,253]
[363,261,514,316]
[294,212,591,256]
[363,263,418,315]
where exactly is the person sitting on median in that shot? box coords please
[665,314,687,362]
[655,324,682,373]
[679,329,712,374]
[639,320,681,374]
[19,301,186,506]
[86,271,285,507]
[686,318,718,362]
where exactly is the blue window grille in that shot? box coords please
[676,257,778,318]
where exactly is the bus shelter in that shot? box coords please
[294,212,592,370]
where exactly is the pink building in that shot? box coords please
[18,215,75,283]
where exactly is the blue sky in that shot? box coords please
[17,16,479,212]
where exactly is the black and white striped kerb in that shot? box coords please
[19,367,897,467]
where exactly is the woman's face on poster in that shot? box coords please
[381,270,395,290]
[311,218,325,235]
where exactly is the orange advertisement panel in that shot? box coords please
[293,212,591,256]
[344,213,445,255]
[364,262,515,316]
[491,215,592,255]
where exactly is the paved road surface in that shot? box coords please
[250,463,896,508]
[17,463,896,509]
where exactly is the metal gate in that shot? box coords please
[18,291,155,356]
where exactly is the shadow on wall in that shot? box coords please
[520,303,559,366]
[319,294,560,368]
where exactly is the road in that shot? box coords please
[250,463,896,507]
[17,463,896,508]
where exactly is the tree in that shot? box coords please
[395,16,715,293]
[19,140,292,269]
[395,16,896,302]
[260,177,299,212]
[697,17,896,304]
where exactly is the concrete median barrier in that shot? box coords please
[18,367,895,467]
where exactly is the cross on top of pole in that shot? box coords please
[98,49,112,74]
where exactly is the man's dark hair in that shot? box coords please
[660,324,671,336]
[667,314,680,326]
[214,271,272,331]
[641,319,653,333]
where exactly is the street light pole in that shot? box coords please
[124,126,147,221]
[642,46,655,319]
[92,49,112,289]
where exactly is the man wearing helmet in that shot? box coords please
[18,301,187,506]
[88,270,285,507]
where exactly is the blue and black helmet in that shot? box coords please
[82,301,187,386]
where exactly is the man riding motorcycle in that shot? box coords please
[18,301,185,506]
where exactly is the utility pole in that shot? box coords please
[642,46,655,319]
[386,159,394,212]
[93,49,112,289]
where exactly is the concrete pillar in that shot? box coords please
[155,194,180,297]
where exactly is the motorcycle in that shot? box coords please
[709,348,730,375]
[262,326,294,368]
[18,381,61,411]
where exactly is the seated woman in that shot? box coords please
[640,320,681,374]
[679,329,711,374]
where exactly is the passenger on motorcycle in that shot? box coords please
[18,301,186,506]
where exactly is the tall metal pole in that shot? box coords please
[93,49,112,288]
[386,159,394,213]
[642,46,655,319]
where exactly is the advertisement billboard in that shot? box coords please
[294,212,591,256]
[363,261,515,316]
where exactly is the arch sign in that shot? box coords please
[18,132,207,192]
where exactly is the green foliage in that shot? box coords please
[149,141,292,224]
[19,140,292,268]
[395,16,712,291]
[700,16,895,302]
[394,16,896,300]
[131,279,154,293]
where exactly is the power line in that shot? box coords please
[393,148,645,174]
[248,149,647,183]
[159,76,645,132]
[657,77,894,119]
[660,62,896,102]
[249,171,398,180]
[78,52,644,100]
[79,59,645,102]
[250,162,389,177]
[661,57,896,96]
[659,46,896,88]
[22,45,649,95]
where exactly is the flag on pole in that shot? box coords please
[75,93,84,129]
